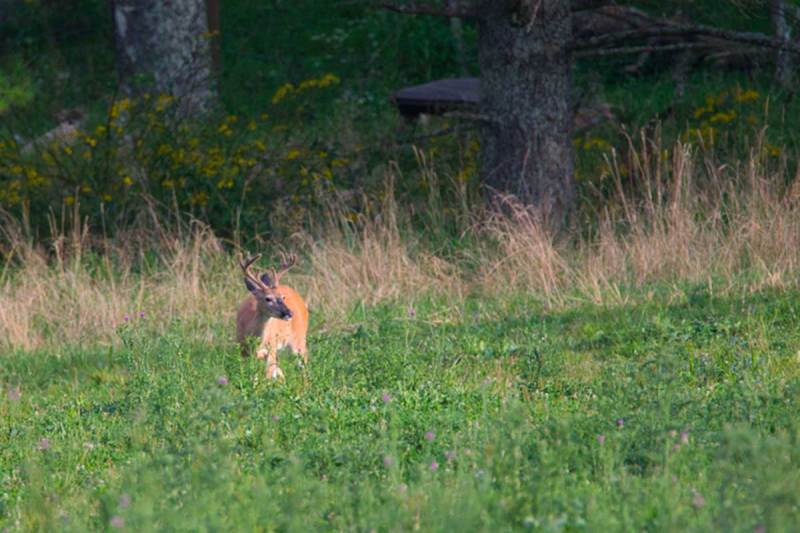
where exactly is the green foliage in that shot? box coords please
[2,290,800,530]
[3,0,800,241]
[0,64,34,114]
[0,74,350,235]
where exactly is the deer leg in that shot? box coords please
[257,344,284,380]
[293,339,308,368]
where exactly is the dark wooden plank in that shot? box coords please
[390,77,479,118]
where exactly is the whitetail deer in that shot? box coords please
[236,253,308,380]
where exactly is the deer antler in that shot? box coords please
[271,252,297,287]
[240,253,270,290]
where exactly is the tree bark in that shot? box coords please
[112,0,215,115]
[477,0,575,221]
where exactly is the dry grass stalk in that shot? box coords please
[2,139,800,351]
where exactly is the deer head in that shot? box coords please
[240,253,294,320]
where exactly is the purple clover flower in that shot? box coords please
[217,375,229,386]
[118,493,131,509]
[616,418,625,428]
[429,460,439,471]
[110,515,125,529]
[424,431,436,442]
[381,392,392,403]
[692,491,706,509]
[596,434,606,444]
[7,385,21,402]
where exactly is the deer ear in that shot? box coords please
[244,277,259,294]
[260,272,275,288]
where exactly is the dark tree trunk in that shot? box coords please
[476,0,575,221]
[112,0,214,115]
[206,0,221,76]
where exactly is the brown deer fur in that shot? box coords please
[236,254,309,380]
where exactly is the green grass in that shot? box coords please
[2,289,800,531]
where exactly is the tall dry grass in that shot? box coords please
[2,138,800,351]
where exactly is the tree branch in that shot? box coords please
[570,0,614,12]
[574,42,713,58]
[571,9,800,56]
[380,1,475,18]
[669,22,800,54]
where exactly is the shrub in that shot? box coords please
[0,73,347,237]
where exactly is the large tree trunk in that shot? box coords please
[112,0,215,115]
[477,0,575,222]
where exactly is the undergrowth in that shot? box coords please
[1,290,799,530]
[2,138,800,351]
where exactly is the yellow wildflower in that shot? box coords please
[735,89,760,103]
[122,175,134,186]
[582,137,611,150]
[286,148,301,161]
[318,73,340,87]
[766,144,782,157]
[216,177,234,189]
[110,98,131,120]
[65,195,75,206]
[298,79,319,91]
[190,191,209,206]
[155,94,174,112]
[709,110,736,124]
[272,83,294,104]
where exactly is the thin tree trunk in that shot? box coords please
[206,0,222,76]
[447,0,468,75]
[112,0,215,115]
[477,0,575,221]
[771,0,792,87]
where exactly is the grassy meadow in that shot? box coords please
[2,272,800,531]
[3,1,800,531]
[3,148,800,530]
